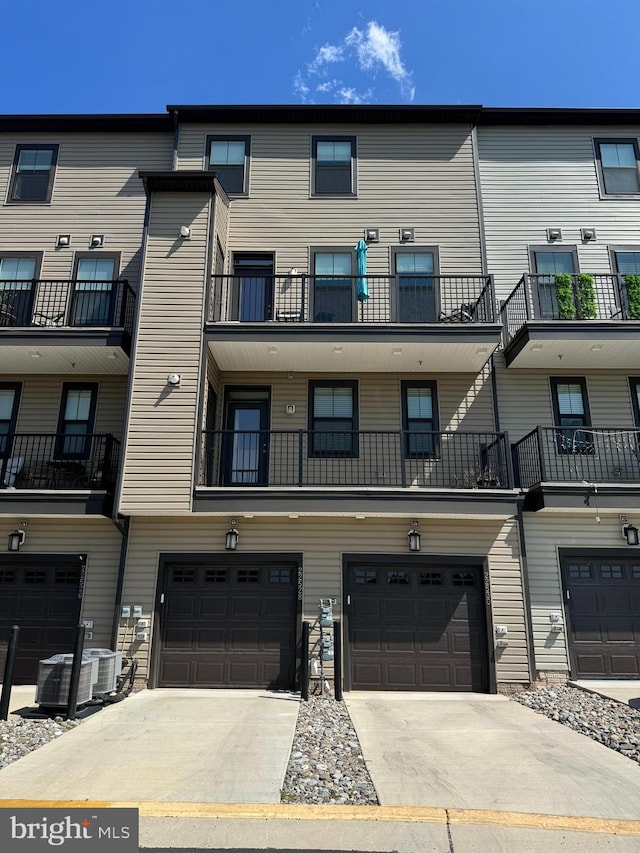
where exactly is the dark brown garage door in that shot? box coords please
[0,556,84,684]
[562,555,640,678]
[346,562,488,691]
[157,559,298,688]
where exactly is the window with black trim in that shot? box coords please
[71,254,119,326]
[312,136,356,195]
[530,247,578,319]
[630,378,640,428]
[393,248,440,322]
[0,253,41,326]
[402,380,438,458]
[206,135,250,195]
[0,382,21,460]
[308,380,358,457]
[594,138,640,196]
[9,144,58,203]
[550,377,592,453]
[55,383,98,460]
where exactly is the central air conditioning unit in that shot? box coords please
[35,654,98,708]
[83,648,123,694]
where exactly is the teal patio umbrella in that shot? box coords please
[354,239,369,302]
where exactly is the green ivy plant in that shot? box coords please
[624,275,640,320]
[576,274,597,319]
[554,274,575,319]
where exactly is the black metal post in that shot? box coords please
[333,620,343,701]
[0,626,20,721]
[66,624,86,720]
[300,621,310,701]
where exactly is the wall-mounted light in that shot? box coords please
[408,528,421,552]
[365,228,379,243]
[622,523,639,546]
[225,520,239,551]
[179,225,191,239]
[56,234,71,248]
[400,228,415,243]
[546,228,562,242]
[581,228,596,242]
[167,373,181,386]
[8,530,25,551]
[288,267,298,276]
[90,234,104,248]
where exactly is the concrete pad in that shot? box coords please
[0,684,39,720]
[0,689,299,803]
[572,680,640,709]
[345,692,640,818]
[449,824,640,852]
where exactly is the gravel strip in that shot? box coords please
[512,686,640,763]
[0,717,81,769]
[281,696,379,804]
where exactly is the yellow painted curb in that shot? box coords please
[1,800,639,836]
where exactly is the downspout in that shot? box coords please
[110,516,130,651]
[515,498,537,684]
[171,110,179,171]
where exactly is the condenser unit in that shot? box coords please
[35,655,98,708]
[83,648,123,694]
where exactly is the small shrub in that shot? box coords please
[554,274,575,319]
[576,274,597,319]
[624,275,640,320]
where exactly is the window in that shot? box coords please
[9,144,58,203]
[393,249,439,322]
[630,378,640,428]
[71,255,119,326]
[308,380,358,457]
[530,248,578,319]
[312,250,353,322]
[402,381,438,458]
[595,138,640,196]
[206,136,250,195]
[614,251,640,276]
[0,383,21,459]
[312,136,356,195]
[55,383,98,460]
[550,377,592,453]
[0,254,41,326]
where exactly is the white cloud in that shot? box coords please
[293,19,415,103]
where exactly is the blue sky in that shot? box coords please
[4,1,640,113]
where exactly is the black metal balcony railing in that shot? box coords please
[0,434,120,491]
[0,280,136,340]
[500,273,637,344]
[199,430,512,489]
[209,275,496,324]
[513,426,640,489]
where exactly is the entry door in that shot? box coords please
[231,255,274,321]
[395,251,437,322]
[0,384,21,486]
[222,388,270,485]
[72,257,117,326]
[0,256,37,326]
[532,250,577,319]
[313,252,353,322]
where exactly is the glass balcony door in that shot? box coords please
[313,252,353,322]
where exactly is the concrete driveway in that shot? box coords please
[0,689,299,803]
[345,692,640,819]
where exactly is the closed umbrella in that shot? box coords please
[354,239,369,302]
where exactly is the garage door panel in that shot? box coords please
[598,591,633,613]
[230,628,261,650]
[352,663,382,686]
[164,627,194,649]
[604,620,636,642]
[386,630,416,652]
[419,632,449,652]
[231,598,261,618]
[16,597,50,618]
[199,598,228,618]
[193,660,225,685]
[610,655,640,676]
[197,629,226,649]
[382,599,415,619]
[352,629,382,652]
[352,599,380,618]
[417,599,448,621]
[167,597,196,618]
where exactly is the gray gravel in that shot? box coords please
[512,685,640,763]
[281,696,379,804]
[0,717,81,769]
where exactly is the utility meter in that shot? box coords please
[319,602,334,628]
[320,639,334,661]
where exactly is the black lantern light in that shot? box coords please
[408,528,421,552]
[622,523,639,546]
[7,530,25,552]
[225,527,239,551]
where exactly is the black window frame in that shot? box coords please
[70,252,121,327]
[55,382,99,461]
[206,135,251,196]
[594,137,640,198]
[8,144,59,204]
[629,377,640,428]
[550,377,592,454]
[0,382,22,460]
[311,136,357,197]
[529,246,579,320]
[392,246,441,322]
[401,380,439,459]
[308,379,358,458]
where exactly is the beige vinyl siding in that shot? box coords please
[523,513,630,674]
[3,515,122,651]
[0,132,172,286]
[177,124,483,274]
[213,192,230,263]
[120,515,527,684]
[477,125,640,301]
[119,193,212,513]
[11,374,127,437]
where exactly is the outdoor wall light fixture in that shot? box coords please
[90,234,104,248]
[408,527,421,552]
[581,228,596,242]
[167,373,181,386]
[7,530,25,552]
[179,225,191,239]
[365,228,379,243]
[400,228,415,242]
[547,228,562,242]
[56,234,71,248]
[288,268,298,275]
[622,523,639,546]
[225,521,239,551]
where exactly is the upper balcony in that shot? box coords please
[513,426,640,511]
[205,274,501,373]
[500,273,640,368]
[0,279,136,373]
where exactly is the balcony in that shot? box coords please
[0,279,136,372]
[206,274,501,373]
[0,433,120,516]
[500,274,640,368]
[194,429,518,517]
[513,426,640,511]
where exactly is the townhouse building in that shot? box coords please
[0,105,637,694]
